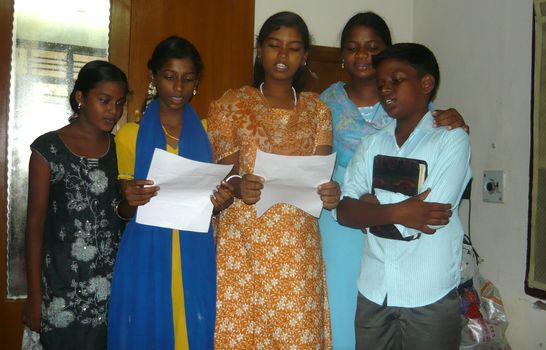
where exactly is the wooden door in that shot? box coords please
[0,0,254,348]
[0,0,18,347]
[304,45,349,94]
[110,0,255,121]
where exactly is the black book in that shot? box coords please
[368,155,427,241]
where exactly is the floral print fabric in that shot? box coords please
[207,86,333,349]
[31,132,122,349]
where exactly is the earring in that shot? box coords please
[147,81,157,97]
[193,88,197,96]
[341,59,345,69]
[77,102,81,110]
[303,61,307,67]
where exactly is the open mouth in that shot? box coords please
[384,98,395,105]
[355,63,370,70]
[275,63,288,71]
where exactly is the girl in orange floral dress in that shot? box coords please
[207,11,339,349]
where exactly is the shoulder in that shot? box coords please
[363,126,389,148]
[208,86,259,123]
[214,85,259,105]
[320,81,344,102]
[433,125,470,146]
[31,131,69,165]
[31,131,59,153]
[115,122,139,143]
[320,82,353,117]
[300,91,329,111]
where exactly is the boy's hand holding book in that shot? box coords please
[359,189,452,236]
[393,188,452,235]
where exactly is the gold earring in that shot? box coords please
[147,81,157,97]
[193,88,197,96]
[341,59,345,69]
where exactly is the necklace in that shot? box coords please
[162,124,180,141]
[259,82,297,107]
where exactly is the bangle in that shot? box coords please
[115,200,131,222]
[225,174,242,183]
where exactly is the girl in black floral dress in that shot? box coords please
[23,60,129,350]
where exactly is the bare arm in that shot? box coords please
[432,108,469,133]
[337,189,452,234]
[23,151,50,331]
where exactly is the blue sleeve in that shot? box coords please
[341,138,374,199]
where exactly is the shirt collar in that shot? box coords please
[417,111,435,132]
[386,111,434,135]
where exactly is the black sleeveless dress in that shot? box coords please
[30,131,123,350]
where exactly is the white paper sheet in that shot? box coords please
[136,148,233,232]
[253,149,336,218]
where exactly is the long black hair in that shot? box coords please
[69,60,129,120]
[341,12,392,49]
[148,35,204,77]
[252,11,310,92]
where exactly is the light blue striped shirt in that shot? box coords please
[341,111,472,307]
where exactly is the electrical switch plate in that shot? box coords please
[483,170,504,203]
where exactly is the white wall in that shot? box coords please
[256,0,546,348]
[414,1,545,348]
[254,0,413,47]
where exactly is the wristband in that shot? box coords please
[225,174,242,183]
[114,200,132,222]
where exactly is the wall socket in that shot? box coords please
[483,170,504,203]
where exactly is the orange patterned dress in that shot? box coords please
[207,86,333,349]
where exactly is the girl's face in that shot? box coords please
[258,25,308,84]
[342,25,387,81]
[153,58,197,112]
[77,81,126,132]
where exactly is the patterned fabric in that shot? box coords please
[319,82,391,349]
[207,86,333,349]
[31,131,122,350]
[321,82,391,172]
[108,99,216,350]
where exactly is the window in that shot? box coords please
[6,0,110,298]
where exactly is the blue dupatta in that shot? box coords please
[108,99,216,350]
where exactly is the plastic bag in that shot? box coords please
[459,241,511,350]
[21,325,43,350]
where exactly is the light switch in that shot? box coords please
[483,170,504,203]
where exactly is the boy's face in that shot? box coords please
[376,58,432,121]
